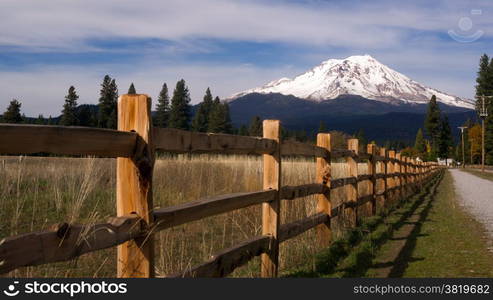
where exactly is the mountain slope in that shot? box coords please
[231,54,474,109]
[228,93,475,143]
[229,93,472,126]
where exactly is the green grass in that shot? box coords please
[286,169,493,277]
[396,170,493,277]
[284,172,444,277]
[463,168,493,181]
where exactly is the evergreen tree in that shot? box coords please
[98,75,118,129]
[21,113,28,124]
[475,54,492,100]
[208,97,232,133]
[355,129,367,148]
[318,120,327,133]
[155,83,170,128]
[414,128,426,158]
[238,124,248,136]
[60,86,79,126]
[486,59,493,164]
[35,114,45,125]
[295,130,308,142]
[424,95,441,159]
[248,116,263,137]
[474,54,493,164]
[438,115,453,160]
[128,83,136,95]
[77,104,98,127]
[2,99,23,123]
[168,79,191,130]
[192,88,214,132]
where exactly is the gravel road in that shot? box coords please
[450,169,493,246]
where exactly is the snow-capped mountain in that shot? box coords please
[231,54,474,109]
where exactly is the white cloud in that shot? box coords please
[2,0,491,51]
[1,0,490,115]
[0,62,304,116]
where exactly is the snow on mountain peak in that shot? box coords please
[231,55,474,109]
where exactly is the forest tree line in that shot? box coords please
[0,76,315,142]
[1,52,492,159]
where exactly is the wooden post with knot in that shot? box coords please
[116,94,155,278]
[316,133,331,247]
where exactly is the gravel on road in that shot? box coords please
[450,169,493,247]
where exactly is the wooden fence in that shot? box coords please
[0,94,439,278]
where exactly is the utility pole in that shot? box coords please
[458,126,467,168]
[478,95,491,172]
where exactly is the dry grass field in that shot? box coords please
[0,154,371,277]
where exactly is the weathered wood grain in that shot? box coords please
[153,128,277,155]
[169,235,271,278]
[279,213,329,243]
[280,183,325,200]
[0,124,137,157]
[153,190,276,231]
[316,133,331,247]
[281,140,328,157]
[0,215,146,274]
[116,94,155,278]
[261,120,281,277]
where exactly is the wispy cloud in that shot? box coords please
[2,0,491,50]
[0,0,492,115]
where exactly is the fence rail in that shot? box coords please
[0,94,439,277]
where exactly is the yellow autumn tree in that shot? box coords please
[468,124,482,164]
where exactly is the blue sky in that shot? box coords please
[0,0,492,116]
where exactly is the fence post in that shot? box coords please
[346,139,358,227]
[412,159,417,188]
[379,148,388,211]
[116,94,155,278]
[316,133,331,247]
[387,150,396,205]
[367,144,377,216]
[261,120,281,278]
[395,153,402,202]
[403,156,409,197]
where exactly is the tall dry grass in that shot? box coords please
[0,154,371,277]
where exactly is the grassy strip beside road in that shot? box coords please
[369,170,493,277]
[286,170,493,277]
[285,172,443,277]
[463,168,493,181]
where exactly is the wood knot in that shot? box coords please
[52,222,70,239]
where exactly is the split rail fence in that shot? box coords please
[0,94,439,277]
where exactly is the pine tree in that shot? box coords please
[128,83,136,95]
[168,79,191,130]
[485,59,493,164]
[438,115,453,160]
[60,86,79,126]
[318,120,327,133]
[77,104,98,127]
[248,116,263,137]
[355,129,367,148]
[414,128,426,159]
[424,95,441,159]
[98,75,118,129]
[192,88,214,132]
[35,114,45,125]
[238,125,248,136]
[155,83,170,128]
[2,99,23,123]
[475,54,492,101]
[208,97,232,133]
